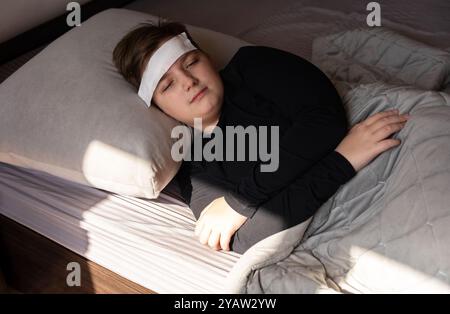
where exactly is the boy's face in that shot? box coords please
[148,39,224,129]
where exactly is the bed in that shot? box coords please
[1,0,449,294]
[0,162,240,293]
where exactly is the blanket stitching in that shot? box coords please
[409,143,443,272]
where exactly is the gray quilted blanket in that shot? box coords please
[224,28,450,294]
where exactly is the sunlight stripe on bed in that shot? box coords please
[0,162,241,293]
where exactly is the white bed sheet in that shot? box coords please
[0,162,241,293]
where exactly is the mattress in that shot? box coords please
[0,162,241,293]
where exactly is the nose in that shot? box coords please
[182,71,198,91]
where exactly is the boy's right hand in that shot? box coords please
[335,109,410,172]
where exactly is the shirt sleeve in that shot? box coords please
[221,46,351,218]
[226,150,357,219]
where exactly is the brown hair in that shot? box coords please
[112,18,203,91]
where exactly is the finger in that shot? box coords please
[372,121,407,141]
[363,109,399,126]
[372,138,401,156]
[220,232,232,251]
[369,114,409,133]
[208,230,221,250]
[199,226,212,245]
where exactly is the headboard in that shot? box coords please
[0,0,134,64]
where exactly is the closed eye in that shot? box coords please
[162,59,199,92]
[187,59,198,67]
[163,81,173,92]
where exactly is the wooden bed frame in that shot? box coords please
[0,213,154,293]
[0,0,135,64]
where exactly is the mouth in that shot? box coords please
[191,87,208,103]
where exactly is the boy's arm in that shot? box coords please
[221,46,349,218]
[252,150,356,224]
[195,149,356,251]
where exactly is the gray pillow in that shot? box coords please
[0,8,252,198]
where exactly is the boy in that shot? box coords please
[113,21,409,254]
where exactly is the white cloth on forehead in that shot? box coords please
[138,32,197,108]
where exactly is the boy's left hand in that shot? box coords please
[195,197,248,251]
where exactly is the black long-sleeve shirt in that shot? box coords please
[176,46,356,219]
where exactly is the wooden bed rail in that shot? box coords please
[0,213,154,294]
